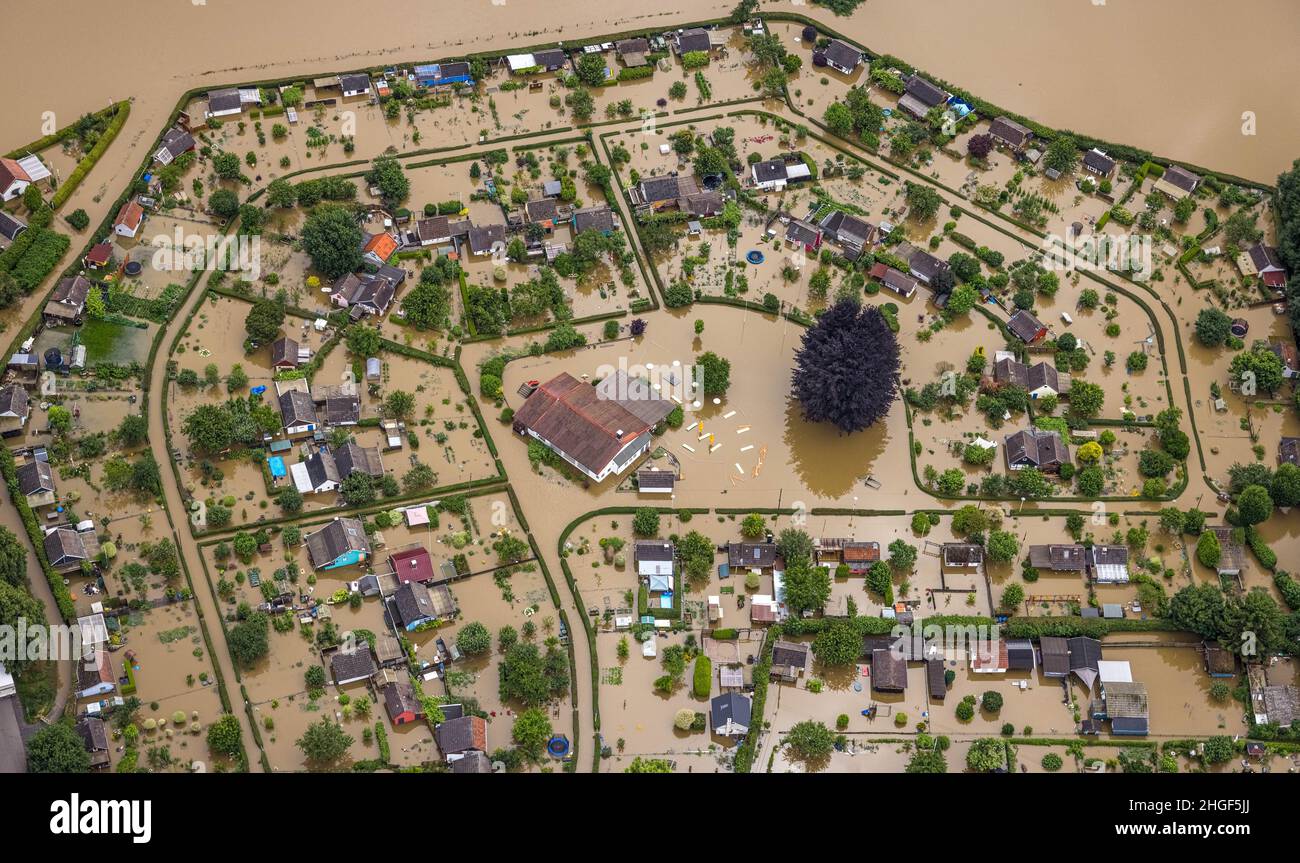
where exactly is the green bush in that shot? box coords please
[692,655,712,698]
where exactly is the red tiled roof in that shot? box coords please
[115,200,144,231]
[84,243,113,266]
[512,372,655,477]
[0,157,31,188]
[364,233,398,262]
[390,546,435,584]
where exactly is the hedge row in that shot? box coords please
[52,101,131,209]
[0,449,77,622]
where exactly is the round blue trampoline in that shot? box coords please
[547,735,570,758]
[745,250,765,265]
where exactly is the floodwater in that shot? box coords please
[3,1,1298,186]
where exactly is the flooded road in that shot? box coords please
[2,1,1297,184]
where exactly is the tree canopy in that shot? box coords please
[791,300,900,433]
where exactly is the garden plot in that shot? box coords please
[499,304,914,505]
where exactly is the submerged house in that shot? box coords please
[1154,164,1201,200]
[331,268,404,317]
[414,62,473,88]
[304,517,370,570]
[987,116,1033,153]
[1238,242,1288,289]
[205,87,260,119]
[389,546,436,585]
[635,541,675,578]
[76,717,111,770]
[993,357,1061,399]
[783,216,823,253]
[897,74,947,119]
[628,174,699,210]
[1088,545,1130,584]
[44,523,99,573]
[1082,148,1116,178]
[871,648,907,693]
[330,644,378,685]
[382,679,425,725]
[770,641,810,682]
[820,211,877,260]
[1027,544,1086,574]
[868,263,918,298]
[672,27,714,55]
[819,39,863,75]
[1097,681,1149,736]
[153,127,196,165]
[572,205,616,236]
[435,714,488,762]
[1007,309,1048,343]
[43,275,92,326]
[270,336,303,370]
[1004,428,1069,473]
[727,542,777,572]
[941,543,984,569]
[0,383,31,437]
[710,692,752,738]
[751,157,812,192]
[278,389,319,437]
[16,458,56,508]
[1208,526,1246,577]
[615,38,650,67]
[391,580,454,630]
[512,371,671,483]
[840,541,880,575]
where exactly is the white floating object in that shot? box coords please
[712,397,721,405]
[709,444,722,453]
[734,463,744,473]
[672,360,681,366]
[646,363,655,369]
[740,445,754,453]
[722,411,737,419]
[671,394,683,404]
[736,426,750,435]
[692,401,701,409]
[697,433,710,441]
[681,444,696,453]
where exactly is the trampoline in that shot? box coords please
[745,250,765,265]
[267,456,287,478]
[547,735,570,758]
[124,261,143,277]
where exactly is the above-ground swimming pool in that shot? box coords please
[547,735,570,758]
[745,250,765,265]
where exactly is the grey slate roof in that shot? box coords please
[710,692,752,733]
[821,39,862,71]
[393,580,436,627]
[304,517,369,568]
[330,645,377,683]
[279,389,318,428]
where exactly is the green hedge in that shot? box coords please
[52,101,131,210]
[692,655,712,698]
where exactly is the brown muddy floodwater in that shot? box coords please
[2,2,1297,184]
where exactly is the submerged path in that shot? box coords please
[146,274,264,772]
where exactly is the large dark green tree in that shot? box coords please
[26,722,91,773]
[791,299,900,433]
[301,204,363,279]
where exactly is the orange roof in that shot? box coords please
[0,157,31,187]
[115,200,144,231]
[363,233,398,262]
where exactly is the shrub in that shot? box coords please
[1041,753,1064,772]
[692,655,712,698]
